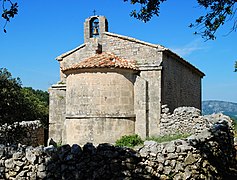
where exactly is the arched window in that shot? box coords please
[90,17,99,38]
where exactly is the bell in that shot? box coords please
[93,27,99,35]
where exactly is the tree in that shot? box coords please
[124,0,237,70]
[21,87,49,127]
[0,68,23,125]
[1,0,18,33]
[0,68,49,126]
[124,0,237,40]
[0,68,49,144]
[189,0,237,40]
[235,61,237,72]
[124,0,166,22]
[1,0,237,40]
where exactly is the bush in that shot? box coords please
[115,134,143,147]
[231,118,237,137]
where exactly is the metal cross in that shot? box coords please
[93,10,96,16]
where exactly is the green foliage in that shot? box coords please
[146,133,191,143]
[21,87,49,127]
[124,0,167,23]
[2,0,237,39]
[232,118,237,137]
[0,68,49,127]
[58,81,66,85]
[190,0,237,40]
[115,134,144,147]
[23,87,49,105]
[56,140,63,147]
[235,61,237,72]
[1,0,18,33]
[115,133,190,147]
[124,0,237,40]
[0,68,23,124]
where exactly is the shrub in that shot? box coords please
[231,118,237,137]
[115,134,143,147]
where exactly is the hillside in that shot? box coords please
[202,100,237,120]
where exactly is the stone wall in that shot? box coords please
[84,16,108,43]
[0,121,45,147]
[102,32,164,67]
[0,116,236,179]
[64,117,135,146]
[159,105,233,136]
[161,52,202,112]
[64,69,136,145]
[102,32,164,138]
[52,15,204,146]
[66,69,135,116]
[48,84,66,143]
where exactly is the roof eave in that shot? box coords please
[62,66,138,74]
[103,32,166,50]
[163,49,205,78]
[56,44,86,61]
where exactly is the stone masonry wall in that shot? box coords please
[159,105,233,136]
[102,32,163,67]
[0,120,44,147]
[161,53,202,112]
[0,113,236,179]
[64,69,136,145]
[66,70,135,116]
[101,32,164,137]
[48,84,66,143]
[59,32,164,73]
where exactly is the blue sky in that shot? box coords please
[0,0,236,102]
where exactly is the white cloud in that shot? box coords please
[170,39,207,57]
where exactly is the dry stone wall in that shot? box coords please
[160,105,233,136]
[0,114,236,179]
[0,120,45,147]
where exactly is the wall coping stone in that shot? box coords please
[50,84,66,89]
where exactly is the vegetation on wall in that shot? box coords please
[232,119,237,137]
[115,133,191,148]
[115,134,144,147]
[146,133,191,143]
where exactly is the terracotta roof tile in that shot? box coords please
[62,52,137,72]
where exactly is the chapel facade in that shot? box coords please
[49,16,205,145]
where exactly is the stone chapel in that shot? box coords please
[49,15,205,145]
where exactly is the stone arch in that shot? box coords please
[90,17,100,38]
[84,16,109,43]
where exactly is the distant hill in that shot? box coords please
[202,100,237,120]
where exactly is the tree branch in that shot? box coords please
[1,0,18,33]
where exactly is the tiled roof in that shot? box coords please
[62,52,137,72]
